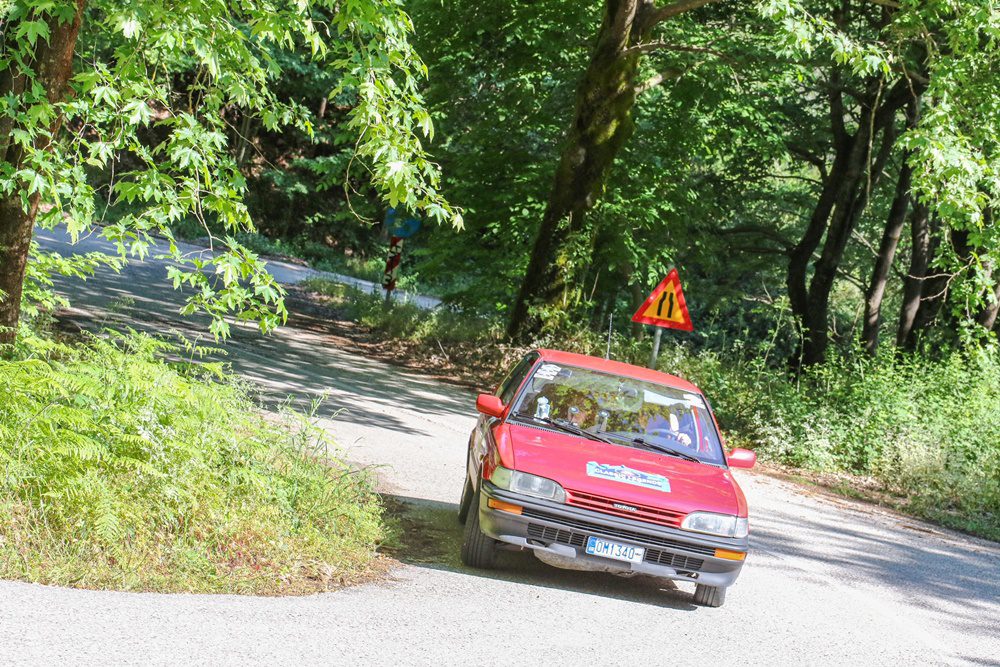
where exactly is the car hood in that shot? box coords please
[503,422,744,517]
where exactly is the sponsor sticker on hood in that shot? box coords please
[586,462,671,493]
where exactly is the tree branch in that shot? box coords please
[635,67,685,94]
[645,0,724,27]
[624,41,728,59]
[718,225,794,250]
[787,144,829,181]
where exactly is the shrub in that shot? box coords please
[656,344,1000,539]
[299,278,502,345]
[0,332,385,593]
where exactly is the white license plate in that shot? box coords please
[585,536,645,564]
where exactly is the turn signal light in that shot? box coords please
[714,548,746,561]
[487,498,523,515]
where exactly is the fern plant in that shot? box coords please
[0,330,385,594]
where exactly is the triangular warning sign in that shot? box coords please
[631,269,693,331]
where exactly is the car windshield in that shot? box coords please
[510,362,725,465]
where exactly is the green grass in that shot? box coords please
[0,331,386,594]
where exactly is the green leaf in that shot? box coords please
[15,20,50,47]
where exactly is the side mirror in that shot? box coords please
[727,448,757,469]
[476,393,505,419]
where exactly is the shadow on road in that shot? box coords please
[52,267,474,439]
[382,495,699,612]
[747,487,1000,642]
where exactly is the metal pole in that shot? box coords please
[648,327,663,369]
[605,312,613,360]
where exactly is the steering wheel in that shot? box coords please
[647,428,691,445]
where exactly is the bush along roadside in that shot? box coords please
[644,344,1000,542]
[0,331,386,594]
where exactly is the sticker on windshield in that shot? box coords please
[586,462,671,493]
[683,393,706,408]
[534,363,562,380]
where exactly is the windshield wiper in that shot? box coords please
[511,412,618,446]
[625,436,702,464]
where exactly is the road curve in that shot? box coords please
[1,231,997,666]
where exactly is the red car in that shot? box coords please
[458,349,757,607]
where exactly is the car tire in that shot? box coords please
[457,476,474,525]
[460,488,497,569]
[693,583,727,607]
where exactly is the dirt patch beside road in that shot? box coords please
[285,287,510,392]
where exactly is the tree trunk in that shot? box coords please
[0,1,85,345]
[506,1,642,339]
[978,279,1000,332]
[630,278,644,340]
[896,202,931,348]
[801,104,893,365]
[787,71,854,329]
[798,77,918,365]
[902,225,957,350]
[787,75,916,366]
[0,199,41,343]
[861,158,913,355]
[786,140,851,328]
[506,0,720,339]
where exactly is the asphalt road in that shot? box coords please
[1,230,998,666]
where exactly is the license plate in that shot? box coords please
[585,536,645,564]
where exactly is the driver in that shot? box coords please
[643,410,693,447]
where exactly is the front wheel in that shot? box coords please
[693,583,727,607]
[460,488,497,569]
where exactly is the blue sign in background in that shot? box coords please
[384,207,422,239]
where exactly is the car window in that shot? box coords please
[510,362,725,465]
[498,353,538,406]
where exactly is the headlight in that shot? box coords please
[681,512,749,539]
[490,465,566,503]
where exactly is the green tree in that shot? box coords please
[0,0,459,344]
[505,0,727,339]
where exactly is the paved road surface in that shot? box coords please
[1,231,998,666]
[34,227,443,310]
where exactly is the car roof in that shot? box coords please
[534,349,703,394]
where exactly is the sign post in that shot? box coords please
[630,268,693,370]
[381,208,421,305]
[649,327,663,369]
[382,235,404,305]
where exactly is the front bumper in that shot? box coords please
[478,482,748,588]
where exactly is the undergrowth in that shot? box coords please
[0,331,386,594]
[662,345,1000,541]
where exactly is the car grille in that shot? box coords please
[522,506,716,558]
[526,522,705,571]
[644,549,704,571]
[526,523,587,548]
[565,489,685,528]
